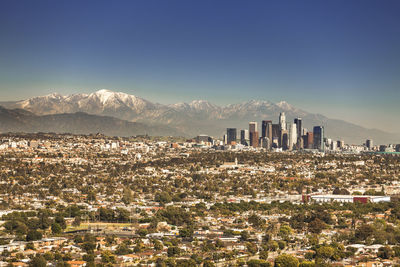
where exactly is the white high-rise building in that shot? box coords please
[366,139,373,150]
[331,141,337,151]
[279,112,286,131]
[289,123,297,150]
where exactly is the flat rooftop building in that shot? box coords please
[303,194,390,204]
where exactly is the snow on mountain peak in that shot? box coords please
[275,101,294,110]
[46,93,63,99]
[189,100,216,109]
[87,89,146,108]
[91,89,118,104]
[96,89,113,94]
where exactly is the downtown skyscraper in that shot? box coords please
[313,126,325,152]
[279,112,286,131]
[226,128,237,145]
[249,122,259,148]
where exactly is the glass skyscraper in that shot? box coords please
[313,126,324,152]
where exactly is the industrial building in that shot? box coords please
[303,194,390,204]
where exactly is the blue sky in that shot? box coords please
[0,0,399,132]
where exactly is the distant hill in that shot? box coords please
[0,106,182,137]
[1,89,399,144]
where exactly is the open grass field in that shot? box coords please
[66,222,134,232]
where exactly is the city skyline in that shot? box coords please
[223,112,329,152]
[1,1,400,133]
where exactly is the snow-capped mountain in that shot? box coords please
[1,89,398,143]
[11,89,306,122]
[17,89,156,116]
[169,100,220,112]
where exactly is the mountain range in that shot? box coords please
[0,106,181,137]
[0,89,398,144]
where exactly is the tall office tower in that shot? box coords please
[294,118,303,148]
[249,122,258,134]
[226,128,237,145]
[250,131,259,148]
[261,120,268,137]
[279,112,286,131]
[366,139,373,150]
[313,126,325,152]
[396,144,400,152]
[240,129,249,146]
[272,124,281,147]
[337,140,344,149]
[267,121,273,141]
[289,123,297,150]
[260,137,270,149]
[281,130,289,150]
[303,133,308,148]
[326,138,332,148]
[301,135,307,149]
[272,137,279,148]
[262,120,272,138]
[331,141,337,151]
[223,134,227,145]
[306,132,314,149]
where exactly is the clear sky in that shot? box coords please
[0,0,399,133]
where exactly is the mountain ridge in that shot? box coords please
[0,106,182,137]
[0,89,398,144]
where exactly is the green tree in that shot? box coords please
[259,250,269,260]
[279,225,292,239]
[154,240,164,251]
[393,246,400,257]
[278,240,286,250]
[101,251,116,264]
[316,246,335,260]
[299,261,315,267]
[241,230,250,241]
[377,246,393,259]
[51,223,62,234]
[355,224,374,241]
[55,214,67,229]
[248,214,265,229]
[137,228,148,237]
[215,239,225,248]
[191,253,203,264]
[203,260,215,267]
[268,241,279,252]
[308,218,326,234]
[167,246,181,257]
[248,259,271,267]
[26,230,42,241]
[115,243,132,255]
[122,187,134,204]
[274,254,299,267]
[72,216,81,227]
[246,242,258,255]
[82,241,96,253]
[179,225,194,238]
[155,192,172,204]
[29,255,47,267]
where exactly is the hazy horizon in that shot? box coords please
[0,88,398,136]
